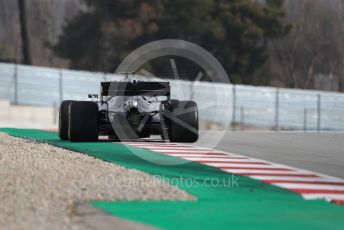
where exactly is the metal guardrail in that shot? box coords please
[1,62,344,131]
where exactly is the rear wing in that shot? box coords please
[100,81,170,97]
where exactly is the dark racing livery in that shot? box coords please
[58,81,199,143]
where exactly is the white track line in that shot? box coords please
[137,146,209,150]
[167,153,245,160]
[274,183,344,191]
[184,157,268,163]
[123,143,178,146]
[201,163,288,168]
[251,176,344,182]
[223,169,318,175]
[131,146,200,150]
[302,194,344,201]
[148,149,224,153]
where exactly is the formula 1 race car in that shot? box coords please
[58,81,199,142]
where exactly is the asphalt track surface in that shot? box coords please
[196,131,344,179]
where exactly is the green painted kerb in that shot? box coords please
[1,128,344,230]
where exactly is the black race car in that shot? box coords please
[58,81,199,142]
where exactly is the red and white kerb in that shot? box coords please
[124,142,344,204]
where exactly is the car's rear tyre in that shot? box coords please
[68,101,98,142]
[58,100,73,140]
[168,100,199,143]
[108,135,119,141]
[139,129,150,138]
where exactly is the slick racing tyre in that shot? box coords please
[168,100,199,143]
[68,101,98,142]
[58,100,74,140]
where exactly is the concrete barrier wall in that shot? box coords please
[0,100,56,129]
[1,62,344,130]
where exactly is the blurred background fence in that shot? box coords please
[1,62,344,131]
